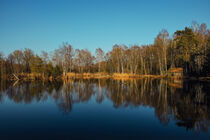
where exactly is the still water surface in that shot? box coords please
[0,79,209,140]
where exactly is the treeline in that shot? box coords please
[0,22,210,79]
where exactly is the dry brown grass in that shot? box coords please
[7,72,182,81]
[63,72,164,79]
[199,77,210,81]
[63,72,110,79]
[168,68,183,73]
[112,73,164,79]
[9,73,44,81]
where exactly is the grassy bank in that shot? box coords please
[4,72,185,81]
[63,72,167,80]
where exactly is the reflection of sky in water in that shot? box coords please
[0,79,209,140]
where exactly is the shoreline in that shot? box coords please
[1,72,209,81]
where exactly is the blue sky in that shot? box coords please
[0,0,210,55]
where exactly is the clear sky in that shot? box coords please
[0,0,210,55]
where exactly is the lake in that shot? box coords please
[0,79,209,140]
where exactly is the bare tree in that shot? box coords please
[23,48,34,73]
[95,48,104,72]
[41,51,49,76]
[13,50,24,73]
[59,42,74,75]
[74,49,94,73]
[154,29,169,74]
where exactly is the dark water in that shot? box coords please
[0,79,210,140]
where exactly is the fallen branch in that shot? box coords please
[13,74,20,80]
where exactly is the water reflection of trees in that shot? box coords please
[105,79,210,133]
[170,81,210,133]
[57,80,96,114]
[0,79,209,132]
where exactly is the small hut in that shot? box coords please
[167,68,183,77]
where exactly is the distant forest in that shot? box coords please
[0,22,210,78]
